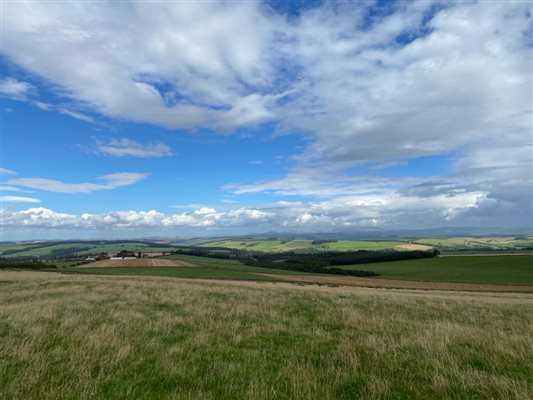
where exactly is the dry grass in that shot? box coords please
[261,273,533,292]
[396,244,433,251]
[1,271,532,399]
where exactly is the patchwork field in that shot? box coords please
[1,271,531,399]
[413,237,533,250]
[200,239,414,252]
[53,253,532,290]
[2,236,532,259]
[0,241,176,259]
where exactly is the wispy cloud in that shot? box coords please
[58,108,94,123]
[0,185,23,192]
[0,168,17,175]
[95,138,174,158]
[1,196,40,203]
[8,173,147,194]
[0,77,34,100]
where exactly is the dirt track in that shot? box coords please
[76,258,197,268]
[259,274,533,293]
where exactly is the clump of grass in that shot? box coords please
[1,271,532,399]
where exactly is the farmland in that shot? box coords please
[1,271,531,399]
[1,236,533,260]
[75,258,196,268]
[0,241,177,259]
[53,253,532,291]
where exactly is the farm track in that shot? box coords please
[75,258,197,268]
[259,273,533,293]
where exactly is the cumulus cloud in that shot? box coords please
[0,188,502,233]
[7,172,147,193]
[0,206,274,230]
[95,138,174,158]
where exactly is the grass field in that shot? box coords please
[338,255,533,285]
[1,271,531,399]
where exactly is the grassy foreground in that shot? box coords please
[1,271,532,399]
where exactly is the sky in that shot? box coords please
[0,0,531,240]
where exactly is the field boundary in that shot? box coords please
[258,273,533,293]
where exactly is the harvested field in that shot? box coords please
[261,273,533,293]
[396,243,433,251]
[77,258,197,268]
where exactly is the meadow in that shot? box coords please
[1,271,531,400]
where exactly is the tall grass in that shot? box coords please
[1,271,532,399]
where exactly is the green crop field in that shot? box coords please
[1,271,531,399]
[338,255,533,285]
[414,237,533,250]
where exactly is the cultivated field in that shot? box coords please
[59,253,533,290]
[337,255,533,285]
[77,258,196,268]
[0,271,531,399]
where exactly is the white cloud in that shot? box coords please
[58,108,94,123]
[7,172,147,193]
[1,1,531,228]
[95,138,174,158]
[0,77,34,100]
[0,168,17,175]
[1,1,281,130]
[1,196,40,203]
[0,185,23,192]
[0,189,504,233]
[0,206,274,230]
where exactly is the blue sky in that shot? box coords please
[1,0,531,239]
